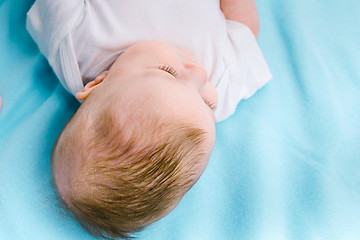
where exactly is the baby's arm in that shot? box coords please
[220,0,259,38]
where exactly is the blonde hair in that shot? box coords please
[51,91,208,239]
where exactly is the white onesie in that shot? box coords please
[26,0,272,122]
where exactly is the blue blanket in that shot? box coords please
[1,0,360,239]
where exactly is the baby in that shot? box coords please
[27,0,271,239]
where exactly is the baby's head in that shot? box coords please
[52,41,218,239]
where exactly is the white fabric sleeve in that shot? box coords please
[26,0,85,95]
[214,20,272,122]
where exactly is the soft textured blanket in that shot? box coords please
[1,0,360,239]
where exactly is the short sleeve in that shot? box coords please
[26,0,85,95]
[214,20,272,122]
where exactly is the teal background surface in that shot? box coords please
[1,0,360,239]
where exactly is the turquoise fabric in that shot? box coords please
[1,0,360,239]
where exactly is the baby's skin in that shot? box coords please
[72,0,260,185]
[74,41,219,178]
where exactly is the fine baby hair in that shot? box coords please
[51,87,209,239]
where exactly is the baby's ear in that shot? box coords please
[76,71,109,101]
